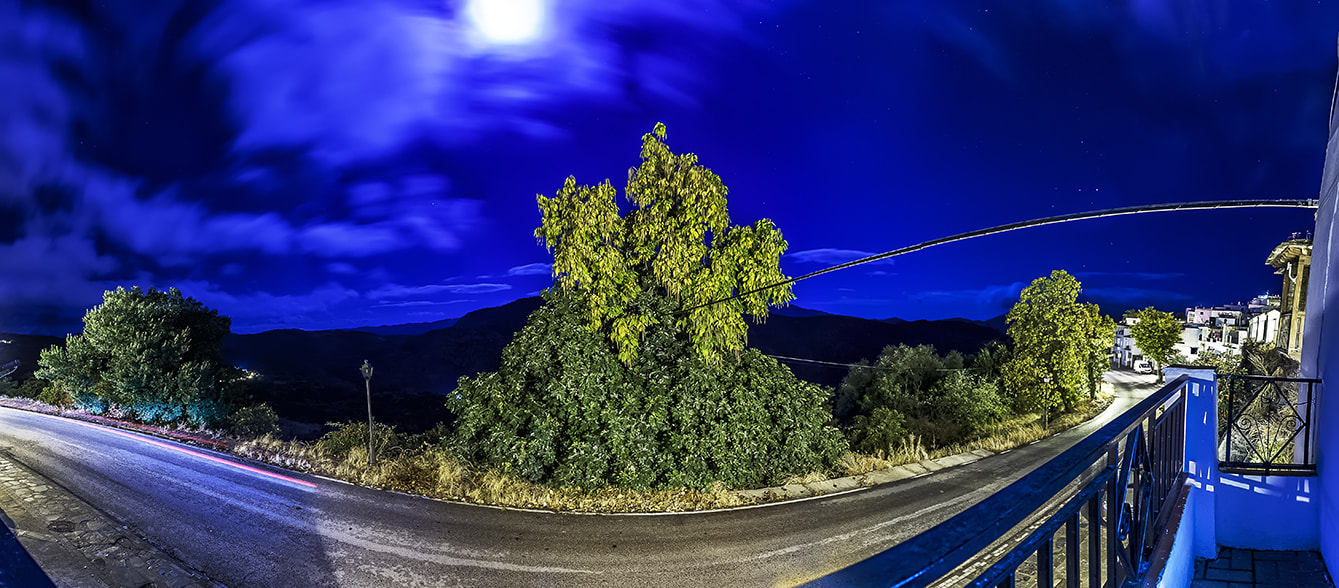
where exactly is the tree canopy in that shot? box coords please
[35,287,237,425]
[535,122,793,365]
[449,126,844,490]
[1002,270,1112,419]
[1129,307,1182,381]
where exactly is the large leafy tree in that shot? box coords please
[449,126,844,490]
[1002,270,1102,422]
[36,287,237,425]
[1082,306,1117,399]
[1129,307,1182,382]
[535,122,793,365]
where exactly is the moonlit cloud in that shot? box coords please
[367,283,512,300]
[788,248,894,266]
[505,263,552,276]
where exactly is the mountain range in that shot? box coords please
[2,299,1007,433]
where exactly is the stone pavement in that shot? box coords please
[1193,547,1334,587]
[0,449,221,588]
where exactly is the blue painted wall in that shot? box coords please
[1300,63,1339,580]
[1214,474,1319,550]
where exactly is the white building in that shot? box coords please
[1248,308,1281,344]
[1113,317,1145,368]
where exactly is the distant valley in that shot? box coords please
[2,298,1007,433]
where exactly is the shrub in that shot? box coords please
[38,381,73,408]
[231,404,281,438]
[922,371,1009,441]
[448,291,846,490]
[318,421,408,460]
[849,406,907,458]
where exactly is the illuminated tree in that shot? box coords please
[1002,270,1090,423]
[1082,305,1116,399]
[450,126,843,490]
[36,287,237,425]
[1129,307,1182,382]
[535,122,793,365]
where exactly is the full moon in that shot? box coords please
[466,0,547,45]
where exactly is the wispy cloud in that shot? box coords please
[367,282,511,300]
[909,282,1030,312]
[787,248,894,266]
[506,262,552,277]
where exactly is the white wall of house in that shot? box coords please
[1248,308,1281,344]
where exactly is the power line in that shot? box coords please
[767,354,971,372]
[767,354,878,370]
[685,198,1319,314]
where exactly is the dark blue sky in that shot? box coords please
[2,0,1334,335]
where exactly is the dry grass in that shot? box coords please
[228,390,1114,513]
[234,435,756,512]
[836,392,1114,477]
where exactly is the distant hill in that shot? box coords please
[749,314,1006,388]
[342,317,459,336]
[0,333,64,381]
[769,305,832,318]
[5,298,1007,432]
[223,297,543,432]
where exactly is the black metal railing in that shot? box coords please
[807,375,1193,588]
[1218,374,1321,475]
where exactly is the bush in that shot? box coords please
[38,381,73,408]
[850,406,907,457]
[921,371,1009,441]
[231,404,281,438]
[448,291,846,490]
[317,421,409,460]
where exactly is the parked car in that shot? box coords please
[1134,360,1154,374]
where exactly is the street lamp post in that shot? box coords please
[360,359,376,467]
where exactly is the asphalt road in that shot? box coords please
[0,370,1161,587]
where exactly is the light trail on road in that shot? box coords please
[21,410,318,489]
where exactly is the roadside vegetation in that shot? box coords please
[5,127,1123,512]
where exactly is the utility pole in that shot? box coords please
[360,360,376,466]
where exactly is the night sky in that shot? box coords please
[3,0,1335,336]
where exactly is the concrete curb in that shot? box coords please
[734,447,1000,503]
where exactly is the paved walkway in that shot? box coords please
[1193,547,1334,587]
[0,449,219,587]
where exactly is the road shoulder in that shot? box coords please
[0,449,219,588]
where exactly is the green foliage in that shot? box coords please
[1003,271,1109,418]
[1129,307,1182,381]
[317,421,416,460]
[850,406,907,458]
[922,371,1009,438]
[0,377,14,397]
[232,404,281,438]
[1191,348,1245,376]
[837,344,1010,446]
[447,291,845,490]
[35,287,238,426]
[38,380,72,407]
[534,123,794,365]
[1082,307,1116,399]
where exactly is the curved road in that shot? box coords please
[0,371,1159,587]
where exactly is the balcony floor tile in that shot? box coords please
[1192,547,1334,588]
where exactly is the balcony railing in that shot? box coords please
[807,375,1193,587]
[1218,374,1321,476]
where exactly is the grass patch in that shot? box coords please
[835,391,1114,477]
